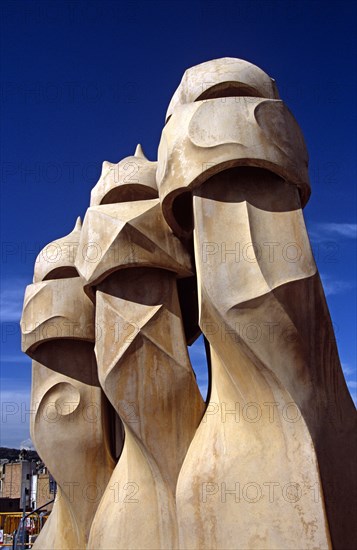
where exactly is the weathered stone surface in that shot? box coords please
[33,217,82,283]
[75,199,193,294]
[175,168,351,549]
[90,144,158,206]
[157,98,310,238]
[84,153,204,548]
[165,57,279,122]
[88,269,204,549]
[21,226,115,550]
[20,57,356,550]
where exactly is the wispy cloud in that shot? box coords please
[1,354,31,364]
[342,364,356,378]
[0,388,32,447]
[0,278,28,322]
[320,273,356,296]
[189,339,207,357]
[0,388,31,404]
[20,437,35,450]
[318,223,356,239]
[309,222,357,241]
[188,336,208,400]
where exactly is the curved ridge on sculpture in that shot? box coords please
[21,221,115,550]
[157,58,356,550]
[20,58,356,550]
[79,154,204,549]
[90,145,158,207]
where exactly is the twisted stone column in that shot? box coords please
[157,58,356,550]
[21,220,115,550]
[75,148,204,549]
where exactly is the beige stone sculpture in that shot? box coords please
[21,58,356,550]
[75,147,204,549]
[21,221,115,549]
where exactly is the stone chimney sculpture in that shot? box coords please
[21,58,356,550]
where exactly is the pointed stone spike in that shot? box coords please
[134,144,147,159]
[74,216,82,231]
[101,160,114,177]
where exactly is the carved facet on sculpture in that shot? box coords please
[21,220,115,549]
[21,58,356,550]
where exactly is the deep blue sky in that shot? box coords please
[1,0,356,447]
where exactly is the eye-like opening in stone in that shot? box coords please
[196,81,264,101]
[172,191,193,234]
[42,266,79,280]
[99,185,158,205]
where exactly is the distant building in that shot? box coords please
[0,460,8,496]
[33,466,54,512]
[0,457,54,512]
[0,460,36,508]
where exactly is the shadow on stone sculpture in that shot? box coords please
[21,58,356,550]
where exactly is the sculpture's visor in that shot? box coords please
[166,57,279,121]
[75,199,193,298]
[90,155,158,207]
[33,218,82,283]
[21,277,95,354]
[157,98,310,238]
